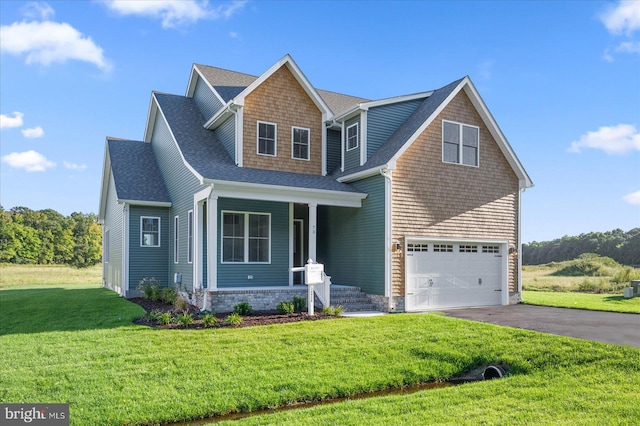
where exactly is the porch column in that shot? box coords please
[308,203,317,262]
[207,195,218,290]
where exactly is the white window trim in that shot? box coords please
[257,121,277,157]
[104,228,110,263]
[291,126,310,161]
[140,216,161,247]
[442,119,480,167]
[346,122,359,151]
[174,216,179,263]
[220,210,272,264]
[187,210,194,264]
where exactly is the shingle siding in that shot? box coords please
[150,109,205,291]
[128,206,170,291]
[214,115,236,164]
[391,90,520,297]
[103,173,123,293]
[318,175,385,295]
[193,76,223,121]
[217,198,290,288]
[367,99,423,159]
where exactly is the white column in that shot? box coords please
[308,203,317,262]
[208,195,218,290]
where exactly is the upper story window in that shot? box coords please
[442,120,479,167]
[141,217,160,247]
[222,211,271,264]
[187,210,194,264]
[346,122,359,151]
[292,127,310,160]
[174,216,179,263]
[257,121,277,156]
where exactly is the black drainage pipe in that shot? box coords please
[483,365,507,380]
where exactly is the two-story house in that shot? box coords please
[99,54,532,313]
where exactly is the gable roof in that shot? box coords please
[98,138,171,220]
[337,76,533,189]
[153,92,366,196]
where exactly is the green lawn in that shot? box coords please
[523,290,640,314]
[0,263,102,289]
[1,283,639,425]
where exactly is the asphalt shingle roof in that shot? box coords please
[153,92,364,194]
[108,138,171,203]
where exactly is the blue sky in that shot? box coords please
[1,0,638,243]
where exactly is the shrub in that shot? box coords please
[156,312,173,325]
[160,287,179,305]
[292,296,306,312]
[233,302,253,316]
[577,278,611,294]
[176,312,194,325]
[277,301,295,314]
[322,305,344,316]
[201,312,217,327]
[138,277,161,301]
[148,309,163,322]
[612,267,640,285]
[174,296,190,313]
[225,312,243,326]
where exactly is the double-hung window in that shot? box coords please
[222,211,270,263]
[292,127,310,160]
[173,216,179,263]
[257,121,276,156]
[187,210,193,264]
[141,217,160,247]
[346,122,359,151]
[442,120,479,167]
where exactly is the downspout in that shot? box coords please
[380,168,395,312]
[517,187,525,298]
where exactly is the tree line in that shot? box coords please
[523,228,640,266]
[0,206,102,268]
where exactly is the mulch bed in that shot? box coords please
[130,298,338,329]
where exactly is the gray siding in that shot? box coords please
[343,115,361,172]
[214,115,236,164]
[217,199,289,288]
[150,109,204,291]
[128,206,170,290]
[367,99,423,159]
[326,128,341,175]
[193,76,223,121]
[103,173,123,292]
[318,175,385,295]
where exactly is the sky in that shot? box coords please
[0,0,639,244]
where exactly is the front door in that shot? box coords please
[293,219,304,284]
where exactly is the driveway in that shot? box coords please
[442,304,640,348]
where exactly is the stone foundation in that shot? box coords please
[205,287,308,313]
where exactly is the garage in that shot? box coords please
[405,238,509,311]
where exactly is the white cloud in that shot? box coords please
[616,40,640,53]
[601,1,640,35]
[22,2,55,20]
[568,124,640,155]
[623,190,640,205]
[2,150,56,172]
[102,0,246,29]
[0,17,111,71]
[63,161,87,171]
[21,126,44,138]
[0,112,24,129]
[477,60,494,80]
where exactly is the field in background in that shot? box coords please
[0,263,102,289]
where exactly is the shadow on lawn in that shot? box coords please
[0,287,145,336]
[603,295,626,302]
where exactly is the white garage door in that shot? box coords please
[405,240,505,311]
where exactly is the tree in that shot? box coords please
[70,212,102,268]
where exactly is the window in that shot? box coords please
[346,122,359,151]
[187,210,193,264]
[257,121,276,156]
[459,245,478,253]
[222,212,270,263]
[174,216,179,263]
[292,127,310,160]
[433,244,453,252]
[104,229,110,263]
[482,245,500,254]
[442,120,479,166]
[407,243,429,252]
[141,217,160,247]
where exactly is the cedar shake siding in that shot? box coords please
[392,90,520,297]
[243,66,323,174]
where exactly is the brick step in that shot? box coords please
[331,297,375,304]
[328,285,378,312]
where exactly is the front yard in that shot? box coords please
[1,280,639,425]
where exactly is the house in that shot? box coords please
[98,54,533,313]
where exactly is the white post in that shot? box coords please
[308,284,314,316]
[308,203,317,262]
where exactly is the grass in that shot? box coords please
[0,263,102,289]
[523,291,640,314]
[1,283,639,425]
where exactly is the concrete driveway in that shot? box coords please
[442,304,640,348]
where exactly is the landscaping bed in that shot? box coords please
[130,297,338,329]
